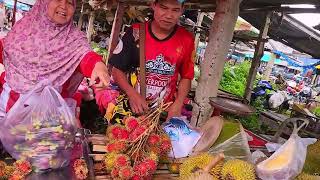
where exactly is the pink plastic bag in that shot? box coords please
[0,83,77,171]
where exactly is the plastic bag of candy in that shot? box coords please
[0,82,77,171]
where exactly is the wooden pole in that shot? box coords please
[194,11,205,63]
[78,0,85,30]
[244,12,272,102]
[87,11,95,42]
[106,2,125,63]
[191,0,243,126]
[12,0,17,26]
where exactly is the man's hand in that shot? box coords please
[128,90,149,114]
[90,62,110,91]
[166,101,183,120]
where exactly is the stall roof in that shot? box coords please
[241,13,320,58]
[120,0,320,58]
[121,0,320,11]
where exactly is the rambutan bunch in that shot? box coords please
[133,158,158,179]
[123,117,140,132]
[106,140,127,153]
[73,159,88,180]
[143,159,157,172]
[8,171,24,180]
[147,134,161,146]
[110,168,119,178]
[114,154,130,168]
[104,153,117,171]
[118,166,134,179]
[13,160,32,176]
[129,125,147,142]
[0,161,6,177]
[159,135,172,154]
[4,166,15,178]
[106,124,129,140]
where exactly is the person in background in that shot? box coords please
[0,4,5,31]
[0,0,110,124]
[108,0,194,120]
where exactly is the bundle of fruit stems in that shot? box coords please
[126,101,172,164]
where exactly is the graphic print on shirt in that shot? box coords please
[145,54,175,105]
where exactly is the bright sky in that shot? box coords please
[290,13,320,28]
[287,4,320,32]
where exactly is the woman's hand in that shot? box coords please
[90,62,110,90]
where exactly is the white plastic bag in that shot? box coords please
[256,120,317,180]
[163,117,202,158]
[0,82,77,171]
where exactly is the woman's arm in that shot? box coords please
[79,51,103,78]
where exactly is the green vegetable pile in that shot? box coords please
[312,107,320,117]
[219,61,251,97]
[91,42,108,61]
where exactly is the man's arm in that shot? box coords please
[166,78,191,120]
[112,67,135,97]
[167,34,195,120]
[175,78,191,105]
[109,26,148,114]
[112,67,149,114]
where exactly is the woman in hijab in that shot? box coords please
[0,0,110,122]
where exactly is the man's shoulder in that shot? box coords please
[132,23,141,30]
[176,26,194,39]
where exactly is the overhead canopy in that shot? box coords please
[120,0,320,58]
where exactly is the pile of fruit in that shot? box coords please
[103,103,172,179]
[179,153,256,180]
[5,112,76,170]
[0,160,32,180]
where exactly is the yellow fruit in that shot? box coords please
[4,166,15,178]
[263,140,294,170]
[168,163,180,174]
[186,171,219,180]
[0,161,7,176]
[303,140,320,174]
[295,172,320,180]
[221,159,256,180]
[104,153,117,171]
[179,153,223,180]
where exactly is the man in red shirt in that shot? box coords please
[109,0,194,119]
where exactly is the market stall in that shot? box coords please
[0,0,320,179]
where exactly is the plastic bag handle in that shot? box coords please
[272,118,309,143]
[294,119,309,134]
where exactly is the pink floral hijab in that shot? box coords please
[3,0,91,93]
